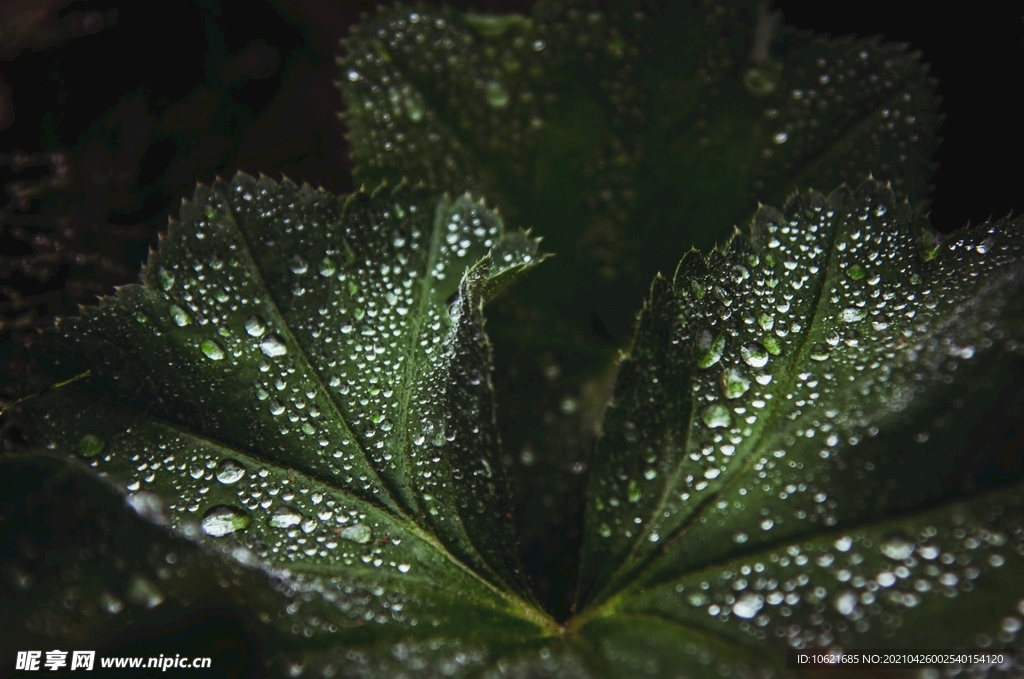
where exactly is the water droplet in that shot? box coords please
[846,264,866,280]
[772,131,788,144]
[77,434,104,457]
[169,304,191,327]
[627,479,642,503]
[290,255,308,274]
[260,334,288,357]
[741,342,769,368]
[721,368,751,399]
[269,506,303,529]
[880,533,914,560]
[484,81,510,108]
[598,523,612,538]
[340,523,372,544]
[834,590,858,616]
[840,307,866,323]
[156,267,174,291]
[808,343,831,361]
[201,506,252,537]
[732,593,764,619]
[319,257,337,277]
[697,333,726,368]
[763,336,782,356]
[245,315,267,337]
[215,459,246,485]
[201,339,226,361]
[702,404,732,429]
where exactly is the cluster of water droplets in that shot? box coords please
[28,174,554,646]
[584,180,1024,606]
[625,488,1024,677]
[748,40,939,203]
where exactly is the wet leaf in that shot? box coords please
[576,178,1024,674]
[338,1,943,605]
[338,0,940,368]
[16,173,560,661]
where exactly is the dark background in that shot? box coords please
[0,1,1020,677]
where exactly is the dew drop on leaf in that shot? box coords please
[200,339,226,361]
[77,434,104,457]
[269,506,303,529]
[880,533,915,560]
[156,267,175,291]
[201,505,252,537]
[702,403,732,428]
[627,479,642,503]
[740,342,769,368]
[697,333,726,368]
[318,257,337,277]
[169,304,191,327]
[721,368,751,399]
[259,334,288,357]
[340,523,372,544]
[244,315,267,337]
[808,343,831,361]
[215,459,246,485]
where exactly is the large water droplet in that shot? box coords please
[201,506,251,537]
[697,334,726,369]
[260,334,288,357]
[809,343,831,361]
[732,593,764,619]
[834,590,858,616]
[156,267,175,291]
[846,264,866,280]
[269,506,303,529]
[319,257,337,277]
[880,533,914,560]
[702,404,732,429]
[169,304,191,327]
[77,434,104,457]
[245,315,267,337]
[290,255,308,274]
[840,307,866,323]
[721,368,751,399]
[340,523,372,544]
[741,343,769,368]
[200,339,226,361]
[215,459,246,485]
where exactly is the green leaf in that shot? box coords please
[338,0,940,355]
[338,2,942,603]
[575,178,1024,670]
[18,173,560,659]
